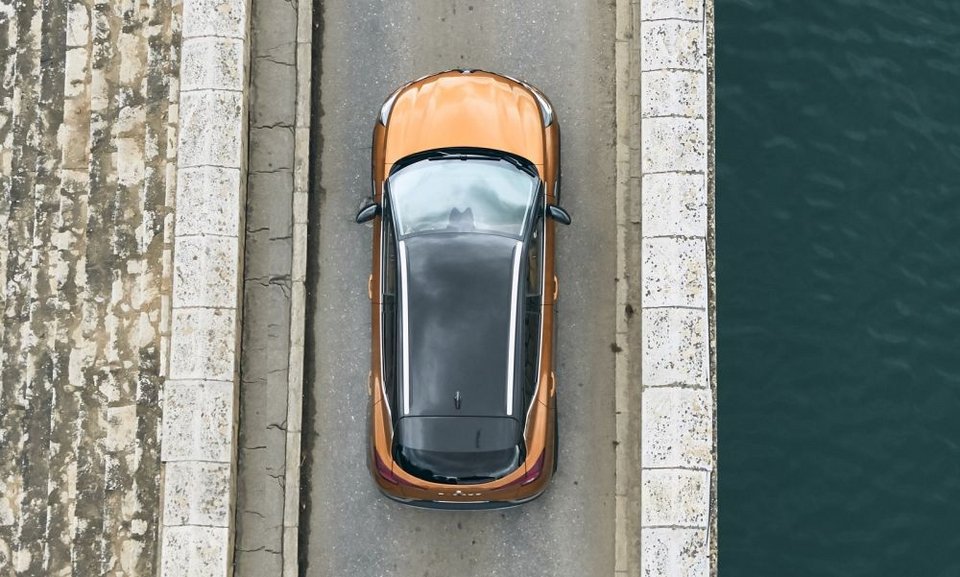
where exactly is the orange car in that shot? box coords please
[356,70,571,509]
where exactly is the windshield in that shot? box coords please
[389,157,538,239]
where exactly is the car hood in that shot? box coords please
[384,72,545,171]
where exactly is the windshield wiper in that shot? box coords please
[427,151,500,162]
[491,153,539,178]
[425,150,539,178]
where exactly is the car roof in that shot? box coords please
[399,232,525,419]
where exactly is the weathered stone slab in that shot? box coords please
[642,117,706,174]
[252,0,297,56]
[104,405,139,454]
[175,166,243,237]
[234,548,283,577]
[641,69,705,119]
[641,0,704,22]
[642,387,713,470]
[295,44,312,124]
[640,20,704,71]
[246,171,294,236]
[181,37,246,92]
[641,173,706,237]
[641,528,710,577]
[161,380,235,462]
[65,3,89,47]
[282,526,299,577]
[161,526,230,577]
[173,235,240,309]
[244,249,293,302]
[642,307,708,388]
[178,90,245,169]
[182,0,248,39]
[63,48,88,99]
[249,60,297,128]
[642,237,707,308]
[169,308,238,382]
[248,125,295,174]
[163,461,232,526]
[642,469,710,527]
[234,455,285,542]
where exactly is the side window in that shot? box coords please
[526,220,542,297]
[383,209,397,297]
[381,206,398,412]
[523,217,543,402]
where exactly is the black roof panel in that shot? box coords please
[402,232,519,417]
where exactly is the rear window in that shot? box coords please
[395,446,521,484]
[394,416,523,484]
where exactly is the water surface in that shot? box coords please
[718,1,960,575]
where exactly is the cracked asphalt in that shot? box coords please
[233,0,300,573]
[301,1,619,575]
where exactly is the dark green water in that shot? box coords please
[717,1,960,575]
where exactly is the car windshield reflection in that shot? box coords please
[389,158,538,239]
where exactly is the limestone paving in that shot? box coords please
[638,1,715,576]
[0,0,179,574]
[161,0,251,574]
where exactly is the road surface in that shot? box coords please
[302,1,619,575]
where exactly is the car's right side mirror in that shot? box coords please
[546,205,571,225]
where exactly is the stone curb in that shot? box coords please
[637,1,716,577]
[614,0,643,574]
[281,0,313,573]
[705,0,718,572]
[160,0,252,574]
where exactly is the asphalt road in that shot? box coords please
[301,1,618,575]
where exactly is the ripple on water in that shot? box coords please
[719,0,960,574]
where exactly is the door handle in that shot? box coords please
[368,274,373,300]
[553,275,559,302]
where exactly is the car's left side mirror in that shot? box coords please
[546,204,571,225]
[355,203,381,224]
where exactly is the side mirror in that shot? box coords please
[546,204,571,225]
[355,203,381,224]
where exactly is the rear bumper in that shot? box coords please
[379,487,547,511]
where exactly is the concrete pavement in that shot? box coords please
[300,1,621,575]
[234,0,299,572]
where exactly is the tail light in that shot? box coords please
[504,451,545,488]
[375,452,419,487]
[521,451,546,485]
[374,452,399,484]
